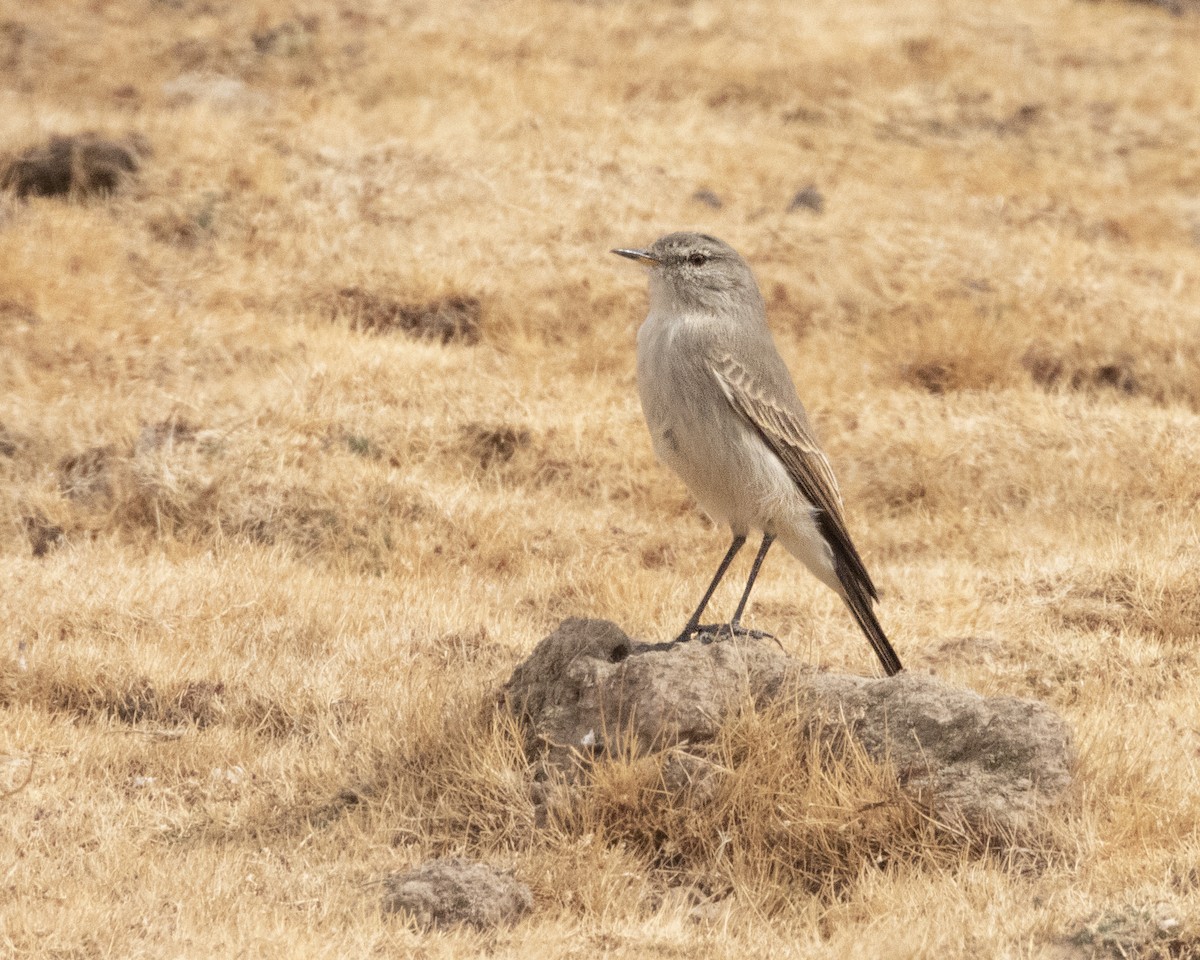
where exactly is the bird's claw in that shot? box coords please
[674,622,777,645]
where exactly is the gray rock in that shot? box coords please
[501,618,1073,843]
[383,857,532,930]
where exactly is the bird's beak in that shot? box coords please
[612,248,660,264]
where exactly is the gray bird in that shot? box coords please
[613,232,903,676]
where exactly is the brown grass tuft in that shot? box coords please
[544,700,966,910]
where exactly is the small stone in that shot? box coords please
[788,185,825,214]
[691,189,723,209]
[383,857,532,931]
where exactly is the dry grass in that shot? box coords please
[2,0,1200,955]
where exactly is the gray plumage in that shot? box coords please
[613,232,902,676]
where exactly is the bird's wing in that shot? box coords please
[710,351,878,601]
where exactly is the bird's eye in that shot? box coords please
[687,252,708,266]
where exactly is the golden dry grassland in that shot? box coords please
[2,0,1200,955]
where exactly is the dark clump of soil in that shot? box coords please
[0,298,39,326]
[25,671,330,738]
[21,511,64,558]
[905,361,954,394]
[329,288,482,344]
[251,16,319,55]
[461,423,530,469]
[0,422,22,458]
[1022,343,1141,396]
[1,133,147,199]
[1120,0,1200,14]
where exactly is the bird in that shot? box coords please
[612,232,903,676]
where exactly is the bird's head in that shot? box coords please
[612,232,762,316]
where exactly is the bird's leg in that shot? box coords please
[674,534,745,643]
[697,534,780,645]
[728,533,774,632]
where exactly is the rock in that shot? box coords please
[501,618,1073,842]
[691,188,723,209]
[382,857,532,930]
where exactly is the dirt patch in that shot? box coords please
[0,20,31,73]
[1,133,147,200]
[461,423,531,469]
[251,17,318,56]
[1119,0,1200,14]
[327,288,482,344]
[20,510,65,558]
[53,676,228,727]
[0,422,23,458]
[0,298,39,327]
[1022,343,1141,396]
[12,667,340,738]
[904,360,955,394]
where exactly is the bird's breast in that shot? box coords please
[636,313,756,523]
[635,313,715,461]
[634,310,819,539]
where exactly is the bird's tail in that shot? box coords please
[841,576,904,677]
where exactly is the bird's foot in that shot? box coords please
[675,622,778,645]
